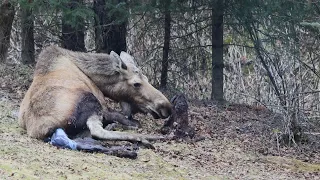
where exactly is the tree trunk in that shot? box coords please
[93,0,127,54]
[61,0,86,52]
[0,1,15,63]
[200,50,207,75]
[21,2,35,64]
[211,0,224,102]
[160,0,171,90]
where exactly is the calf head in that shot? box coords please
[93,51,172,119]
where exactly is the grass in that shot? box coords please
[0,64,319,179]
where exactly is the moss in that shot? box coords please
[0,100,22,135]
[264,156,320,173]
[0,136,194,180]
[130,149,188,179]
[0,161,39,179]
[290,159,320,172]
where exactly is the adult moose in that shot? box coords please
[19,46,172,157]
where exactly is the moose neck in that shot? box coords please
[70,52,117,77]
[69,51,123,96]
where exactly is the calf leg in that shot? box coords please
[49,128,138,158]
[87,113,164,149]
[102,110,140,129]
[74,137,138,159]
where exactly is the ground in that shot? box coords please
[0,64,320,179]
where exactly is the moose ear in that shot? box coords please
[111,51,127,70]
[120,51,136,66]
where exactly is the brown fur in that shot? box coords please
[19,46,172,141]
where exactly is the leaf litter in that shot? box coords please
[0,64,319,179]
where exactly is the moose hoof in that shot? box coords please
[139,139,155,149]
[105,123,118,131]
[128,118,142,128]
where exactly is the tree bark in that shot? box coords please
[21,2,35,64]
[211,0,224,102]
[160,0,171,90]
[93,0,127,54]
[0,1,15,63]
[61,0,86,52]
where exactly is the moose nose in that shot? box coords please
[159,103,173,118]
[160,108,169,118]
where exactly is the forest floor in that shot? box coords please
[1,64,320,180]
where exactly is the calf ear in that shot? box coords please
[111,51,127,70]
[120,51,137,66]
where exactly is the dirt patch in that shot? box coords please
[1,64,320,179]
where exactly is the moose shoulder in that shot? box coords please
[18,46,172,150]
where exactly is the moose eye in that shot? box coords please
[133,83,141,88]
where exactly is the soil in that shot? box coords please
[1,64,320,180]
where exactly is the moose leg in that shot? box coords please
[87,113,164,149]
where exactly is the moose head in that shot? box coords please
[85,51,172,119]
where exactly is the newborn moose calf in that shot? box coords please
[19,46,172,157]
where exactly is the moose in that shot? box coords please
[19,46,172,158]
